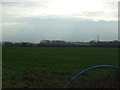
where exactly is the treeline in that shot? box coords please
[2,40,120,48]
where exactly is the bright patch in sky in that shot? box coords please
[2,0,118,21]
[48,0,102,14]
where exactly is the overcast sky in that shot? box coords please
[1,0,119,42]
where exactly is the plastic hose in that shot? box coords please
[64,65,120,88]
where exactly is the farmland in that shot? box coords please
[2,47,119,88]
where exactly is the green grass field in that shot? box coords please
[2,47,119,88]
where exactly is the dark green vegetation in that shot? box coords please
[2,47,119,88]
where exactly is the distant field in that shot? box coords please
[2,47,119,88]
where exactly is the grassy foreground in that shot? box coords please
[2,47,119,88]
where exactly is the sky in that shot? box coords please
[1,0,119,43]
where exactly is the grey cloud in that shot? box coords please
[80,12,105,17]
[3,17,118,42]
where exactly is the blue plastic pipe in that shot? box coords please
[64,65,120,88]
